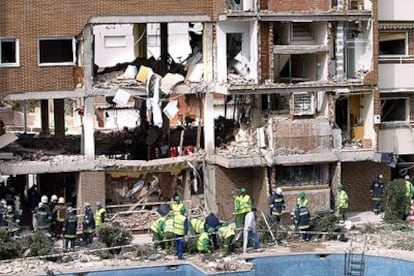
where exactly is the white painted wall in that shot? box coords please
[360,93,376,147]
[379,128,414,154]
[378,0,414,21]
[94,24,136,68]
[216,21,258,84]
[379,64,414,90]
[104,109,140,129]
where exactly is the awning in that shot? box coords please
[379,22,414,30]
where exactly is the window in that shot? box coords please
[380,98,408,122]
[379,32,407,56]
[292,92,315,115]
[0,38,19,67]
[38,37,75,66]
[275,165,328,186]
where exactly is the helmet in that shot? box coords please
[337,183,344,189]
[174,195,181,201]
[7,205,12,211]
[0,199,6,206]
[41,195,48,204]
[38,202,43,208]
[240,187,247,193]
[405,175,410,180]
[67,206,73,213]
[231,191,236,196]
[96,200,102,207]
[276,188,283,195]
[51,195,58,202]
[85,202,90,207]
[58,197,65,204]
[298,191,306,198]
[378,174,384,179]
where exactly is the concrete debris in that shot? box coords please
[161,73,185,94]
[0,133,18,149]
[110,211,161,230]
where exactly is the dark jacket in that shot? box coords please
[63,212,78,238]
[83,207,95,233]
[295,206,310,230]
[205,213,220,232]
[36,206,52,230]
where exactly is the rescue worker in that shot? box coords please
[371,174,385,214]
[243,207,260,253]
[95,200,106,229]
[82,202,95,246]
[404,175,414,220]
[296,191,309,209]
[336,183,349,222]
[217,223,236,256]
[269,187,286,224]
[234,187,252,230]
[49,195,58,236]
[190,217,205,235]
[54,197,66,237]
[150,215,166,250]
[163,213,175,254]
[0,199,6,232]
[35,202,52,233]
[173,209,188,260]
[197,228,213,254]
[205,212,220,250]
[295,204,311,242]
[5,205,20,236]
[170,195,188,216]
[63,206,78,252]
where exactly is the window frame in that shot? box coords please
[0,37,20,67]
[38,37,76,67]
[379,31,408,58]
[380,97,409,124]
[274,164,329,187]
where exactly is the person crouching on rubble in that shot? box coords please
[82,202,95,246]
[197,227,214,254]
[150,215,166,250]
[187,216,205,253]
[173,209,188,260]
[163,212,175,254]
[217,223,236,256]
[63,206,78,252]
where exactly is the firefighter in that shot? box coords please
[269,187,286,224]
[150,215,166,250]
[49,195,58,236]
[295,204,311,242]
[54,197,66,237]
[95,201,106,229]
[217,223,236,256]
[173,209,188,260]
[205,212,220,250]
[82,202,95,246]
[5,205,20,236]
[0,199,7,232]
[170,195,188,216]
[35,202,52,234]
[63,207,78,252]
[371,174,385,214]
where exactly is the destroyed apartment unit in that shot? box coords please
[0,0,390,229]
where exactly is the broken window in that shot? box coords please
[38,37,75,66]
[0,38,19,66]
[274,164,328,186]
[262,94,289,114]
[345,22,368,79]
[381,98,408,123]
[292,92,315,115]
[379,32,407,56]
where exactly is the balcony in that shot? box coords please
[379,61,414,91]
[379,127,414,155]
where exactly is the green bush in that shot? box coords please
[310,214,340,240]
[0,229,22,260]
[97,223,132,255]
[383,178,409,223]
[23,231,57,260]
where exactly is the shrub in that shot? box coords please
[383,178,409,223]
[0,229,22,260]
[97,223,132,254]
[22,231,58,261]
[310,213,340,240]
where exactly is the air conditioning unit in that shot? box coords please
[292,92,315,115]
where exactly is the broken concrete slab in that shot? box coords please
[0,133,18,149]
[161,73,185,94]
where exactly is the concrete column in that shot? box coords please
[335,22,345,80]
[40,99,49,135]
[203,163,217,213]
[53,99,65,138]
[83,24,95,160]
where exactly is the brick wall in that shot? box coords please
[77,171,106,214]
[215,166,268,220]
[0,0,222,97]
[341,161,391,212]
[268,0,330,12]
[260,22,271,83]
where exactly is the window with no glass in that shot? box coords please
[380,98,408,122]
[379,32,407,56]
[38,38,75,65]
[0,38,19,66]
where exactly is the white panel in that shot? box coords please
[378,0,414,21]
[379,64,414,90]
[379,128,414,154]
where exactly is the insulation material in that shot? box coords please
[136,65,152,83]
[185,63,203,82]
[163,100,179,120]
[160,73,185,94]
[146,72,163,128]
[112,89,131,106]
[120,65,137,79]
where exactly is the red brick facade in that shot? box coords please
[268,0,330,12]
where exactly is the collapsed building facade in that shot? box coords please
[0,0,401,228]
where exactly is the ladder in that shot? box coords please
[345,234,367,276]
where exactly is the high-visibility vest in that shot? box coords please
[190,218,205,234]
[238,195,252,214]
[218,225,235,239]
[173,214,186,235]
[337,190,348,208]
[171,203,186,216]
[196,232,209,252]
[406,181,413,197]
[164,218,174,233]
[151,217,166,234]
[95,208,106,227]
[297,198,309,208]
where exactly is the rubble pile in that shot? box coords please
[109,211,161,231]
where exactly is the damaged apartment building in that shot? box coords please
[0,0,399,228]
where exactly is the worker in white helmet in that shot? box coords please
[371,174,385,215]
[269,187,286,224]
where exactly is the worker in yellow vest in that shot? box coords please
[150,216,167,250]
[404,175,414,220]
[95,201,106,229]
[163,213,175,254]
[336,183,349,222]
[170,195,188,216]
[217,223,236,256]
[234,187,252,229]
[173,209,188,260]
[197,228,213,254]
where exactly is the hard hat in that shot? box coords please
[276,187,283,195]
[378,174,384,179]
[337,183,344,189]
[240,187,247,193]
[85,202,90,207]
[231,191,236,196]
[41,195,48,204]
[51,195,58,202]
[38,202,43,208]
[299,191,306,198]
[174,195,181,201]
[405,175,410,180]
[58,197,65,204]
[0,199,6,205]
[96,200,102,206]
[7,205,12,211]
[67,206,73,213]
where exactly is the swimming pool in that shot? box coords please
[60,253,414,276]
